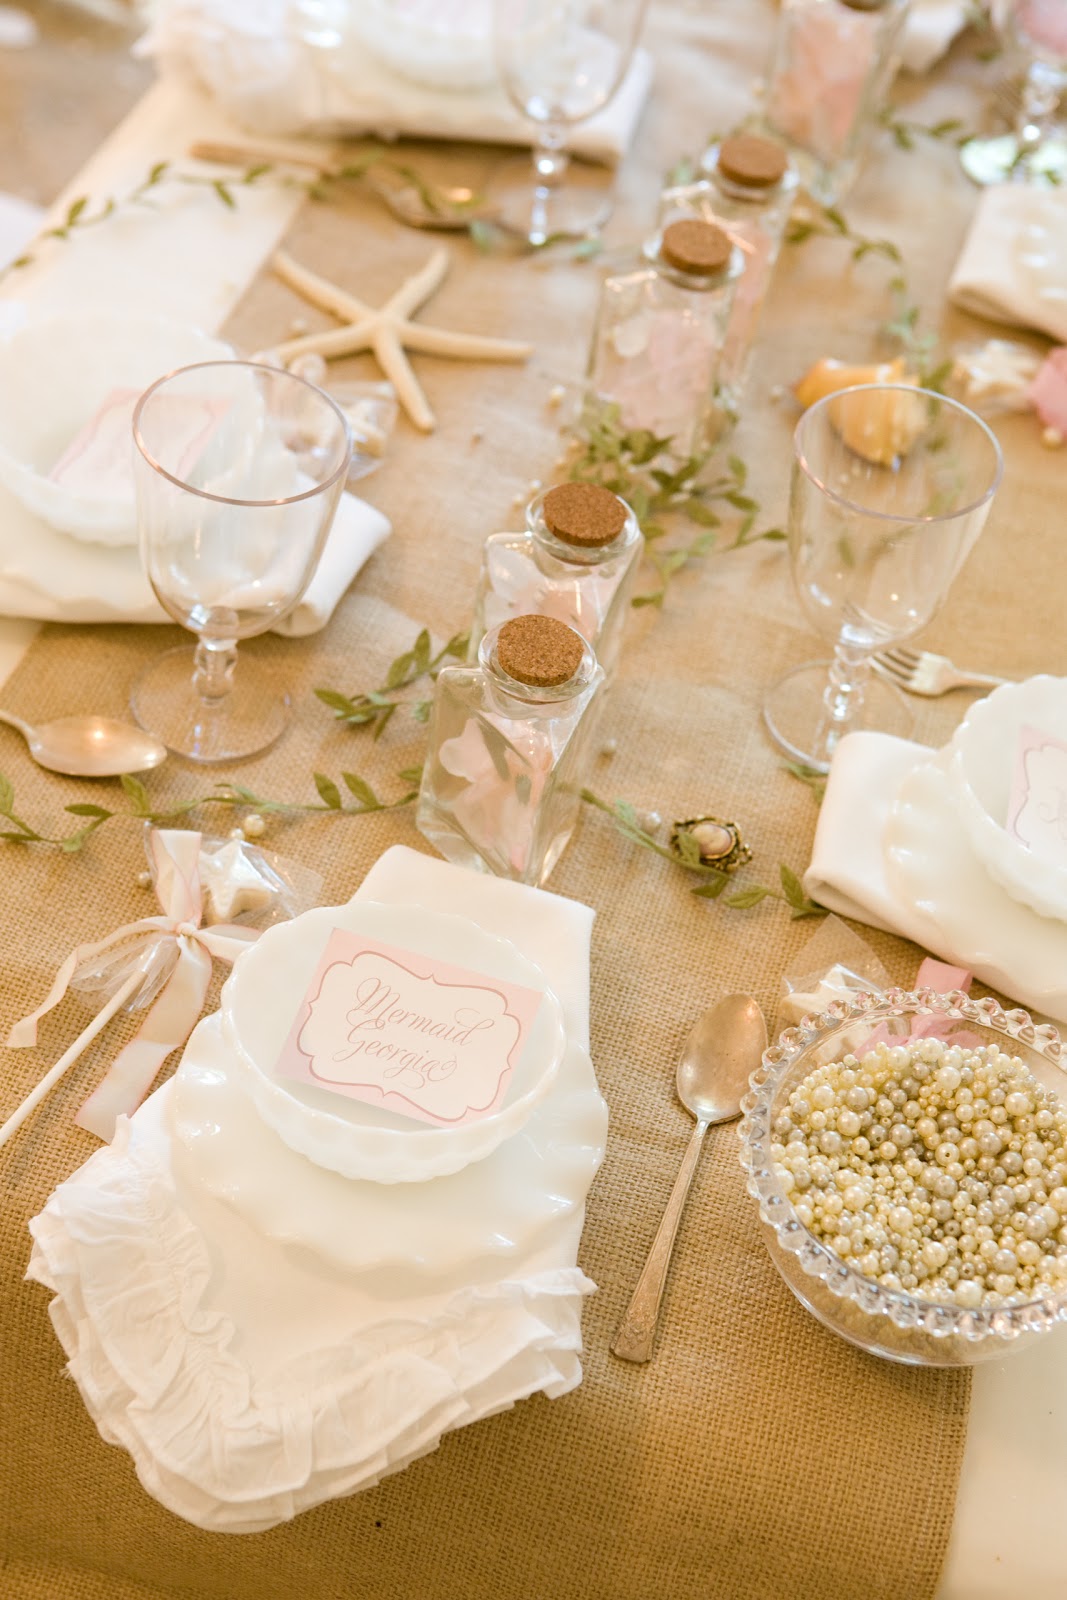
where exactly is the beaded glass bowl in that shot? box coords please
[738,989,1067,1366]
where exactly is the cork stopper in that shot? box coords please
[543,482,627,549]
[496,614,584,688]
[716,134,787,190]
[660,219,732,277]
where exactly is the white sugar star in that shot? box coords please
[271,247,533,432]
[199,841,278,922]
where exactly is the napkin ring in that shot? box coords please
[670,815,752,873]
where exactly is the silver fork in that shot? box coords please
[872,647,1010,698]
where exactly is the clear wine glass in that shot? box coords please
[131,360,351,763]
[491,0,650,246]
[763,385,1003,774]
[961,0,1067,185]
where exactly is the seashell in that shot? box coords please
[827,383,928,467]
[793,354,915,410]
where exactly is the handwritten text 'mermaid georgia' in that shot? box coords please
[331,973,500,1088]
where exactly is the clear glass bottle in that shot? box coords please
[468,481,643,677]
[762,0,909,207]
[418,614,604,887]
[586,218,742,462]
[657,134,798,418]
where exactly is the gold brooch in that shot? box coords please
[670,815,752,874]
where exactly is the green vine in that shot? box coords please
[580,790,825,917]
[0,767,421,853]
[315,628,469,737]
[565,398,785,608]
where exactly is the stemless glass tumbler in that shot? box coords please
[763,385,1003,773]
[961,0,1067,186]
[132,361,351,763]
[491,0,650,246]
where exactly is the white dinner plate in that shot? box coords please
[169,1012,607,1282]
[221,899,567,1183]
[884,751,1067,1022]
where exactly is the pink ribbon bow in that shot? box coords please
[6,830,259,1143]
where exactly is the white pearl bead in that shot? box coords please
[136,869,152,888]
[242,813,266,839]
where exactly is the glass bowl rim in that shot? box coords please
[738,986,1067,1344]
[132,359,353,508]
[792,383,1004,527]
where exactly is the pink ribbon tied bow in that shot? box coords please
[7,829,260,1142]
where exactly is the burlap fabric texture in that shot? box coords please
[4,5,1059,1597]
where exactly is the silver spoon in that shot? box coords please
[0,710,167,777]
[189,139,498,232]
[611,993,768,1364]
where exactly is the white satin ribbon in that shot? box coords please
[6,830,259,1143]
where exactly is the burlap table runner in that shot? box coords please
[2,6,1058,1596]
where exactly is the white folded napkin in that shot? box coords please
[27,846,604,1530]
[137,0,653,167]
[949,184,1067,344]
[0,484,389,636]
[803,730,1067,1023]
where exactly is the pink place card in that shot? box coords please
[274,929,545,1127]
[50,387,228,499]
[1006,724,1067,866]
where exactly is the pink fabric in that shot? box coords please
[864,958,982,1049]
[1030,347,1067,435]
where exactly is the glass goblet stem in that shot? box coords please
[810,639,871,765]
[193,639,237,705]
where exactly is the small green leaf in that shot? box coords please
[315,687,360,715]
[723,886,773,909]
[0,828,36,843]
[314,772,342,809]
[397,766,424,787]
[213,179,236,209]
[412,629,432,674]
[822,205,849,235]
[673,829,702,868]
[779,863,808,910]
[372,702,398,739]
[341,772,379,809]
[120,774,151,813]
[727,454,747,485]
[691,875,729,899]
[411,700,432,723]
[66,196,89,227]
[64,803,113,819]
[0,773,13,814]
[385,650,415,690]
[147,161,170,185]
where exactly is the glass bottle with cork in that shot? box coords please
[418,614,604,887]
[656,133,798,420]
[761,0,909,206]
[468,481,643,677]
[586,218,742,464]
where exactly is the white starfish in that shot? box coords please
[271,248,532,432]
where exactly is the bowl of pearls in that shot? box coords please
[738,988,1067,1365]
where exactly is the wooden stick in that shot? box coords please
[0,968,144,1150]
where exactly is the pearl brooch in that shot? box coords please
[670,814,753,874]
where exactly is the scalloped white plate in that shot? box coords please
[169,1013,606,1281]
[884,751,1067,1022]
[0,313,233,545]
[221,900,566,1183]
[946,675,1067,924]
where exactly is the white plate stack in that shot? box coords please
[27,846,608,1531]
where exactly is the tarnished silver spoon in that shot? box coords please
[611,993,768,1363]
[0,710,167,777]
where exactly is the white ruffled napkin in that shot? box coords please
[803,730,1067,1023]
[137,0,652,167]
[0,482,389,635]
[950,184,1067,344]
[27,846,603,1530]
